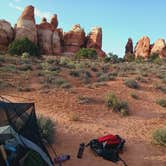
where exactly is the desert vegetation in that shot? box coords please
[0,53,166,166]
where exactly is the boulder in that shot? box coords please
[0,20,13,50]
[37,18,53,54]
[15,5,37,43]
[151,39,166,56]
[50,14,58,29]
[63,24,86,53]
[86,27,105,57]
[134,36,150,59]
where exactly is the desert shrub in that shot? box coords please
[75,48,97,59]
[0,80,11,89]
[125,53,135,62]
[124,79,139,89]
[154,84,166,93]
[135,76,147,83]
[69,70,81,77]
[149,53,159,61]
[47,66,60,72]
[157,72,166,79]
[162,78,166,84]
[91,66,98,72]
[37,116,56,144]
[84,71,92,78]
[70,113,80,121]
[60,82,71,89]
[21,52,30,59]
[153,127,166,146]
[101,64,110,73]
[0,56,5,62]
[19,64,32,71]
[135,56,145,63]
[156,99,166,107]
[141,72,148,77]
[59,57,74,68]
[97,73,114,82]
[8,38,40,56]
[106,52,123,63]
[17,86,32,92]
[130,93,139,99]
[0,64,17,73]
[54,77,71,88]
[105,92,129,116]
[92,82,107,88]
[77,95,91,104]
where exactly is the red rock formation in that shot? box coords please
[86,27,105,57]
[0,20,13,50]
[15,5,37,43]
[52,29,61,54]
[37,18,53,54]
[63,24,86,53]
[50,14,58,29]
[125,38,133,54]
[124,38,134,60]
[134,36,150,59]
[160,47,166,58]
[151,39,166,56]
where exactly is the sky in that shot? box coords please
[1,0,166,57]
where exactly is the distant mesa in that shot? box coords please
[0,5,105,57]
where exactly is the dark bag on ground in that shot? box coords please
[87,134,127,166]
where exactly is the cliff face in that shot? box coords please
[0,5,105,57]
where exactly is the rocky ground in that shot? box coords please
[0,55,166,166]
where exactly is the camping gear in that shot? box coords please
[77,143,85,159]
[87,134,127,166]
[0,144,9,166]
[54,154,70,164]
[98,134,125,151]
[0,96,54,166]
[19,150,46,166]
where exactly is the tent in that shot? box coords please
[0,97,54,166]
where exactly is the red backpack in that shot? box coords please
[98,134,125,151]
[87,134,127,166]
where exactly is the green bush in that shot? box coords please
[19,64,33,71]
[153,127,166,146]
[37,116,56,144]
[105,92,129,115]
[8,38,40,56]
[124,79,139,89]
[106,52,124,63]
[156,99,166,107]
[124,53,135,62]
[130,93,139,99]
[69,70,81,77]
[75,48,97,59]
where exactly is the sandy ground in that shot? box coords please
[1,76,166,166]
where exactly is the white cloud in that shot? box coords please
[9,2,52,20]
[9,2,23,11]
